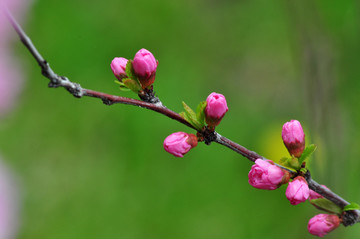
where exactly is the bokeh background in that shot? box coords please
[1,0,360,238]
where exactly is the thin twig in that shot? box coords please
[5,7,359,225]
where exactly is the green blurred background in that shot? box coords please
[1,0,360,238]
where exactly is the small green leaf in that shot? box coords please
[125,60,136,79]
[343,202,360,211]
[179,112,198,129]
[119,85,131,91]
[123,78,142,93]
[279,157,290,164]
[114,80,131,91]
[300,168,307,174]
[182,101,197,119]
[196,101,207,128]
[114,80,124,85]
[182,101,202,130]
[278,156,300,171]
[179,102,203,130]
[298,144,317,164]
[310,198,342,215]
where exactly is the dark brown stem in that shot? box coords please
[305,171,360,226]
[83,89,195,129]
[5,7,359,225]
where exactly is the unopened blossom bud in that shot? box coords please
[282,120,305,158]
[205,92,228,127]
[132,48,157,88]
[248,159,290,190]
[163,132,198,158]
[286,176,309,205]
[110,57,128,81]
[308,214,340,237]
[309,185,329,200]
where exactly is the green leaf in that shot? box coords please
[119,85,131,91]
[179,112,197,129]
[298,144,317,164]
[300,168,307,174]
[278,156,300,171]
[114,80,131,91]
[114,80,123,85]
[123,78,142,93]
[181,101,203,130]
[125,60,136,80]
[343,202,360,211]
[310,198,342,215]
[196,101,207,128]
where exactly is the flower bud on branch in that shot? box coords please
[163,132,198,158]
[205,92,228,128]
[286,176,309,205]
[248,159,290,190]
[110,57,128,81]
[307,214,340,237]
[282,120,305,158]
[133,48,158,89]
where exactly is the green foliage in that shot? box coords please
[279,156,300,171]
[180,102,204,130]
[123,78,142,93]
[196,101,207,126]
[125,60,137,81]
[310,198,342,215]
[343,202,360,211]
[298,144,317,165]
[114,80,131,91]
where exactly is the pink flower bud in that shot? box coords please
[163,132,198,158]
[308,214,340,237]
[110,57,128,81]
[286,176,309,205]
[205,92,228,127]
[132,48,157,88]
[248,159,289,190]
[309,185,329,200]
[282,120,305,158]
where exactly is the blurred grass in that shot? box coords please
[1,0,360,238]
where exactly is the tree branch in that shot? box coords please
[5,7,359,226]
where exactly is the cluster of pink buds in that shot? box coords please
[110,50,229,158]
[247,119,343,237]
[110,48,158,92]
[108,47,345,236]
[163,92,228,158]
